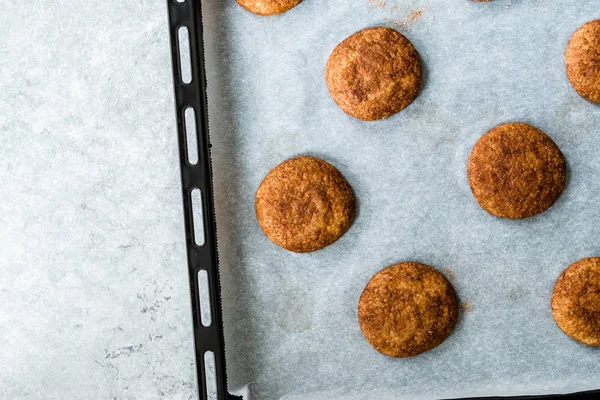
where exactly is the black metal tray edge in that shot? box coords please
[165,1,600,399]
[167,0,240,398]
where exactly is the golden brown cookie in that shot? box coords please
[552,257,600,346]
[325,27,422,121]
[358,262,458,358]
[467,122,566,219]
[235,0,302,15]
[565,20,600,103]
[255,156,355,253]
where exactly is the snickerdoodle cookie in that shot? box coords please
[255,156,355,253]
[326,27,422,121]
[468,122,566,219]
[236,0,302,16]
[566,19,600,103]
[358,262,458,358]
[552,257,600,346]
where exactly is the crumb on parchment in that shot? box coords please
[367,0,431,32]
[461,301,473,313]
[384,6,428,31]
[442,267,455,281]
[368,0,386,8]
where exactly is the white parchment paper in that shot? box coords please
[202,0,600,399]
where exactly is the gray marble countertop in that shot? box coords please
[0,1,196,399]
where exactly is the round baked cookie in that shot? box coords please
[552,257,600,346]
[467,122,566,219]
[255,156,355,253]
[565,20,600,103]
[358,262,458,358]
[325,26,422,121]
[236,0,302,15]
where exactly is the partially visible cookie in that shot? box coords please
[468,122,566,219]
[358,262,458,358]
[552,257,600,346]
[255,156,355,253]
[236,0,302,16]
[565,19,600,103]
[325,26,422,121]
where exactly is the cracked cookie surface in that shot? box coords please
[552,257,600,346]
[468,122,566,219]
[236,0,302,15]
[566,19,600,103]
[326,27,422,121]
[358,262,458,358]
[255,156,355,253]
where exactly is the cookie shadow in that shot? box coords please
[418,53,431,102]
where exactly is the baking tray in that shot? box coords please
[166,0,600,399]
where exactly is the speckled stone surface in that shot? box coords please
[0,1,197,399]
